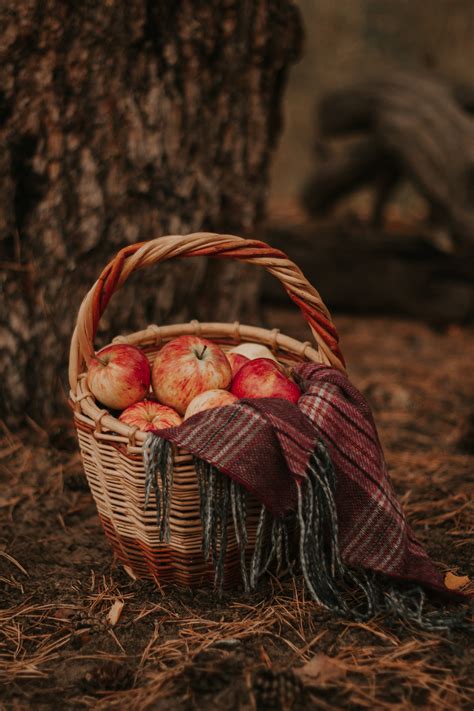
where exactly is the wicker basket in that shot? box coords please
[69,232,345,588]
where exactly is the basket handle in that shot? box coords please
[69,232,345,389]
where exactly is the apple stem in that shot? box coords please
[95,355,108,366]
[197,345,207,360]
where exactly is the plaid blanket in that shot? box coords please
[145,362,467,621]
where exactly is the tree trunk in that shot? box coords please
[0,0,302,424]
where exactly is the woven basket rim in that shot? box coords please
[69,232,345,392]
[70,319,322,447]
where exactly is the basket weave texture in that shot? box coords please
[69,233,345,587]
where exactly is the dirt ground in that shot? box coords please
[1,310,473,710]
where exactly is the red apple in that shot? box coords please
[230,358,301,404]
[151,335,232,415]
[184,389,238,420]
[87,344,151,410]
[226,352,249,377]
[119,400,182,431]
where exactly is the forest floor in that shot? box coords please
[1,310,473,710]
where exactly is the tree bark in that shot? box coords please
[0,0,302,424]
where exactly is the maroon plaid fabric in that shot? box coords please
[157,362,460,598]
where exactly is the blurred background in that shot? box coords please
[272,0,474,201]
[1,0,473,424]
[263,0,474,330]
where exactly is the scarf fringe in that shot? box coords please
[297,446,470,631]
[143,434,173,543]
[194,459,231,593]
[144,434,469,631]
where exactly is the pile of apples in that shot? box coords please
[86,335,301,433]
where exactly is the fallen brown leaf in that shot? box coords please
[0,496,22,508]
[123,565,138,581]
[107,599,125,627]
[52,607,75,620]
[294,653,346,686]
[259,644,272,668]
[444,571,471,591]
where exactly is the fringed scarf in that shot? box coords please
[143,363,470,630]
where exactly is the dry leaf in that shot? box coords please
[294,653,346,686]
[259,644,272,668]
[107,599,125,626]
[123,565,138,581]
[52,607,75,620]
[444,571,470,591]
[75,629,90,645]
[0,496,22,509]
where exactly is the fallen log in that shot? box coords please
[263,217,474,323]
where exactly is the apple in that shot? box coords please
[184,389,238,420]
[87,344,151,410]
[119,400,182,431]
[151,335,232,415]
[226,352,249,377]
[230,358,301,404]
[228,342,278,364]
[229,342,288,375]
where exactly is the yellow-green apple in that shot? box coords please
[229,342,288,375]
[87,344,150,410]
[228,342,278,364]
[152,335,232,415]
[230,358,301,403]
[119,400,182,431]
[226,352,249,377]
[184,389,238,420]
